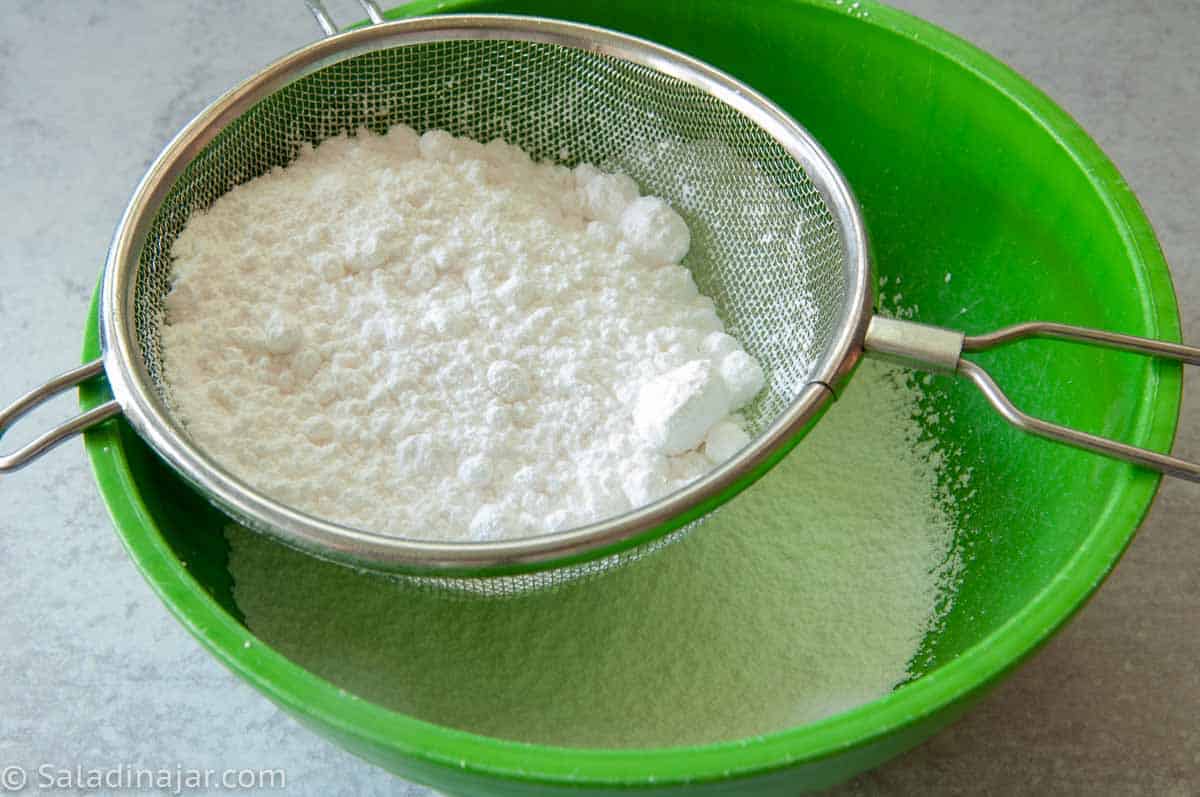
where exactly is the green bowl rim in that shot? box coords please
[81,0,1183,788]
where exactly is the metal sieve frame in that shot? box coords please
[95,15,874,577]
[8,13,1191,586]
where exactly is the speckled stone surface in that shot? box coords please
[1,2,1195,795]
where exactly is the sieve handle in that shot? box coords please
[304,0,386,37]
[0,359,121,473]
[863,317,1200,482]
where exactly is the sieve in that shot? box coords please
[2,7,1198,595]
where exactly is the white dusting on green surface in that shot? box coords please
[227,359,960,748]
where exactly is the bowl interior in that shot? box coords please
[81,0,1181,793]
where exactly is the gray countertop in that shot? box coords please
[1,2,1195,795]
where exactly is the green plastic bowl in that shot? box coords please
[79,0,1182,793]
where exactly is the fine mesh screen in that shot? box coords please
[129,36,849,596]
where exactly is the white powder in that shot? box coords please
[161,127,765,541]
[227,358,962,748]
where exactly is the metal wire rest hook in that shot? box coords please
[358,1,387,25]
[0,360,121,473]
[304,1,387,37]
[303,1,338,37]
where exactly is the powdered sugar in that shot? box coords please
[633,360,732,455]
[161,127,764,541]
[227,357,964,747]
